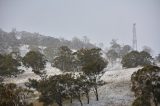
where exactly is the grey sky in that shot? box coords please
[0,0,160,55]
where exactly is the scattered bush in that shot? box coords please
[22,51,47,75]
[0,83,33,106]
[0,54,23,78]
[121,51,153,68]
[131,65,160,106]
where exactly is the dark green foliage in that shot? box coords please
[52,46,75,72]
[37,74,75,106]
[76,48,107,78]
[25,78,39,89]
[82,58,107,77]
[78,74,92,104]
[22,51,46,75]
[38,75,66,106]
[26,74,74,106]
[0,83,33,106]
[72,74,94,105]
[26,73,93,106]
[121,51,140,68]
[139,51,152,65]
[43,47,59,62]
[132,95,151,106]
[121,51,153,68]
[0,54,23,77]
[76,48,107,70]
[76,48,107,101]
[131,65,160,106]
[25,48,107,105]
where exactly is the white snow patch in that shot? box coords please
[45,62,62,76]
[4,62,62,86]
[71,49,77,53]
[106,60,122,71]
[101,67,141,82]
[38,46,46,54]
[19,44,30,57]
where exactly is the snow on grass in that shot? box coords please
[101,67,141,83]
[66,67,142,106]
[45,62,62,76]
[4,62,62,86]
[4,60,143,106]
[106,59,122,71]
[97,67,142,106]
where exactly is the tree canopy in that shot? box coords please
[22,51,46,75]
[121,51,153,68]
[0,83,33,106]
[52,46,75,72]
[131,65,160,106]
[0,54,23,78]
[76,48,107,101]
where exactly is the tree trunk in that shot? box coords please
[86,93,89,104]
[95,87,99,101]
[152,89,158,106]
[70,95,73,103]
[57,103,62,106]
[153,97,158,106]
[56,94,63,106]
[56,99,62,106]
[78,94,83,106]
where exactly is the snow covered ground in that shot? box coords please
[4,61,142,106]
[106,60,122,71]
[68,67,142,106]
[4,62,62,86]
[99,67,141,106]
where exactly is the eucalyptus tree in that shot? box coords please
[22,51,47,76]
[76,48,108,101]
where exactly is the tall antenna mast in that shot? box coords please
[132,23,137,50]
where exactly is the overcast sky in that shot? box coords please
[0,0,160,55]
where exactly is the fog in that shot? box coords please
[0,0,160,55]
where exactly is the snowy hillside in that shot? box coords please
[99,67,142,106]
[4,60,143,106]
[67,67,142,106]
[4,62,62,86]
